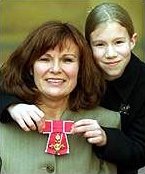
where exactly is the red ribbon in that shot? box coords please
[43,120,74,155]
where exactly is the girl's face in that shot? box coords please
[90,22,137,81]
[33,40,79,101]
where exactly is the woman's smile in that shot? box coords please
[46,78,66,87]
[33,40,79,99]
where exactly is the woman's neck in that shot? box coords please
[37,96,68,120]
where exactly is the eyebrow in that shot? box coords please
[91,40,105,45]
[91,37,126,43]
[43,53,79,58]
[63,54,79,58]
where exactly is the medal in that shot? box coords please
[43,120,74,155]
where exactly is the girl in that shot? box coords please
[0,3,145,174]
[85,3,145,174]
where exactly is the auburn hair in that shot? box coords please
[0,21,105,111]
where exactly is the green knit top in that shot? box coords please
[0,106,120,174]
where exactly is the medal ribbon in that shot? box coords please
[43,120,74,155]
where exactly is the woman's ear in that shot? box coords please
[130,33,137,50]
[30,69,33,76]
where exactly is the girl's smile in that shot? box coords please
[90,22,137,80]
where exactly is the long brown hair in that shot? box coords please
[0,21,105,111]
[85,3,135,43]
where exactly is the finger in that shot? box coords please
[37,118,45,133]
[73,125,92,133]
[74,119,96,127]
[28,110,43,122]
[31,105,45,118]
[22,114,37,131]
[87,136,104,145]
[73,123,100,134]
[27,111,45,132]
[10,112,32,131]
[87,130,107,146]
[83,129,102,138]
[16,118,31,132]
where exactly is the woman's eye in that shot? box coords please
[63,57,74,63]
[38,57,50,61]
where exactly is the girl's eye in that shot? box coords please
[94,43,104,47]
[115,40,124,45]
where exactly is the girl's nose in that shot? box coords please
[105,46,118,58]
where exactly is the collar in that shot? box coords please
[107,53,140,103]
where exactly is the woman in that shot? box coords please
[85,2,145,174]
[1,3,145,174]
[0,21,120,174]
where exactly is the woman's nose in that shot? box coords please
[49,61,61,73]
[105,45,118,58]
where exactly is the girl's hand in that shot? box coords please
[8,104,45,132]
[72,119,107,146]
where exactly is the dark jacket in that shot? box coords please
[95,53,145,174]
[0,53,145,174]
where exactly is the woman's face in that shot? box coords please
[90,22,137,80]
[33,40,79,101]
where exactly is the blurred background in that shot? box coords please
[0,1,145,172]
[0,0,144,66]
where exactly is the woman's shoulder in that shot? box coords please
[80,106,119,115]
[77,106,121,128]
